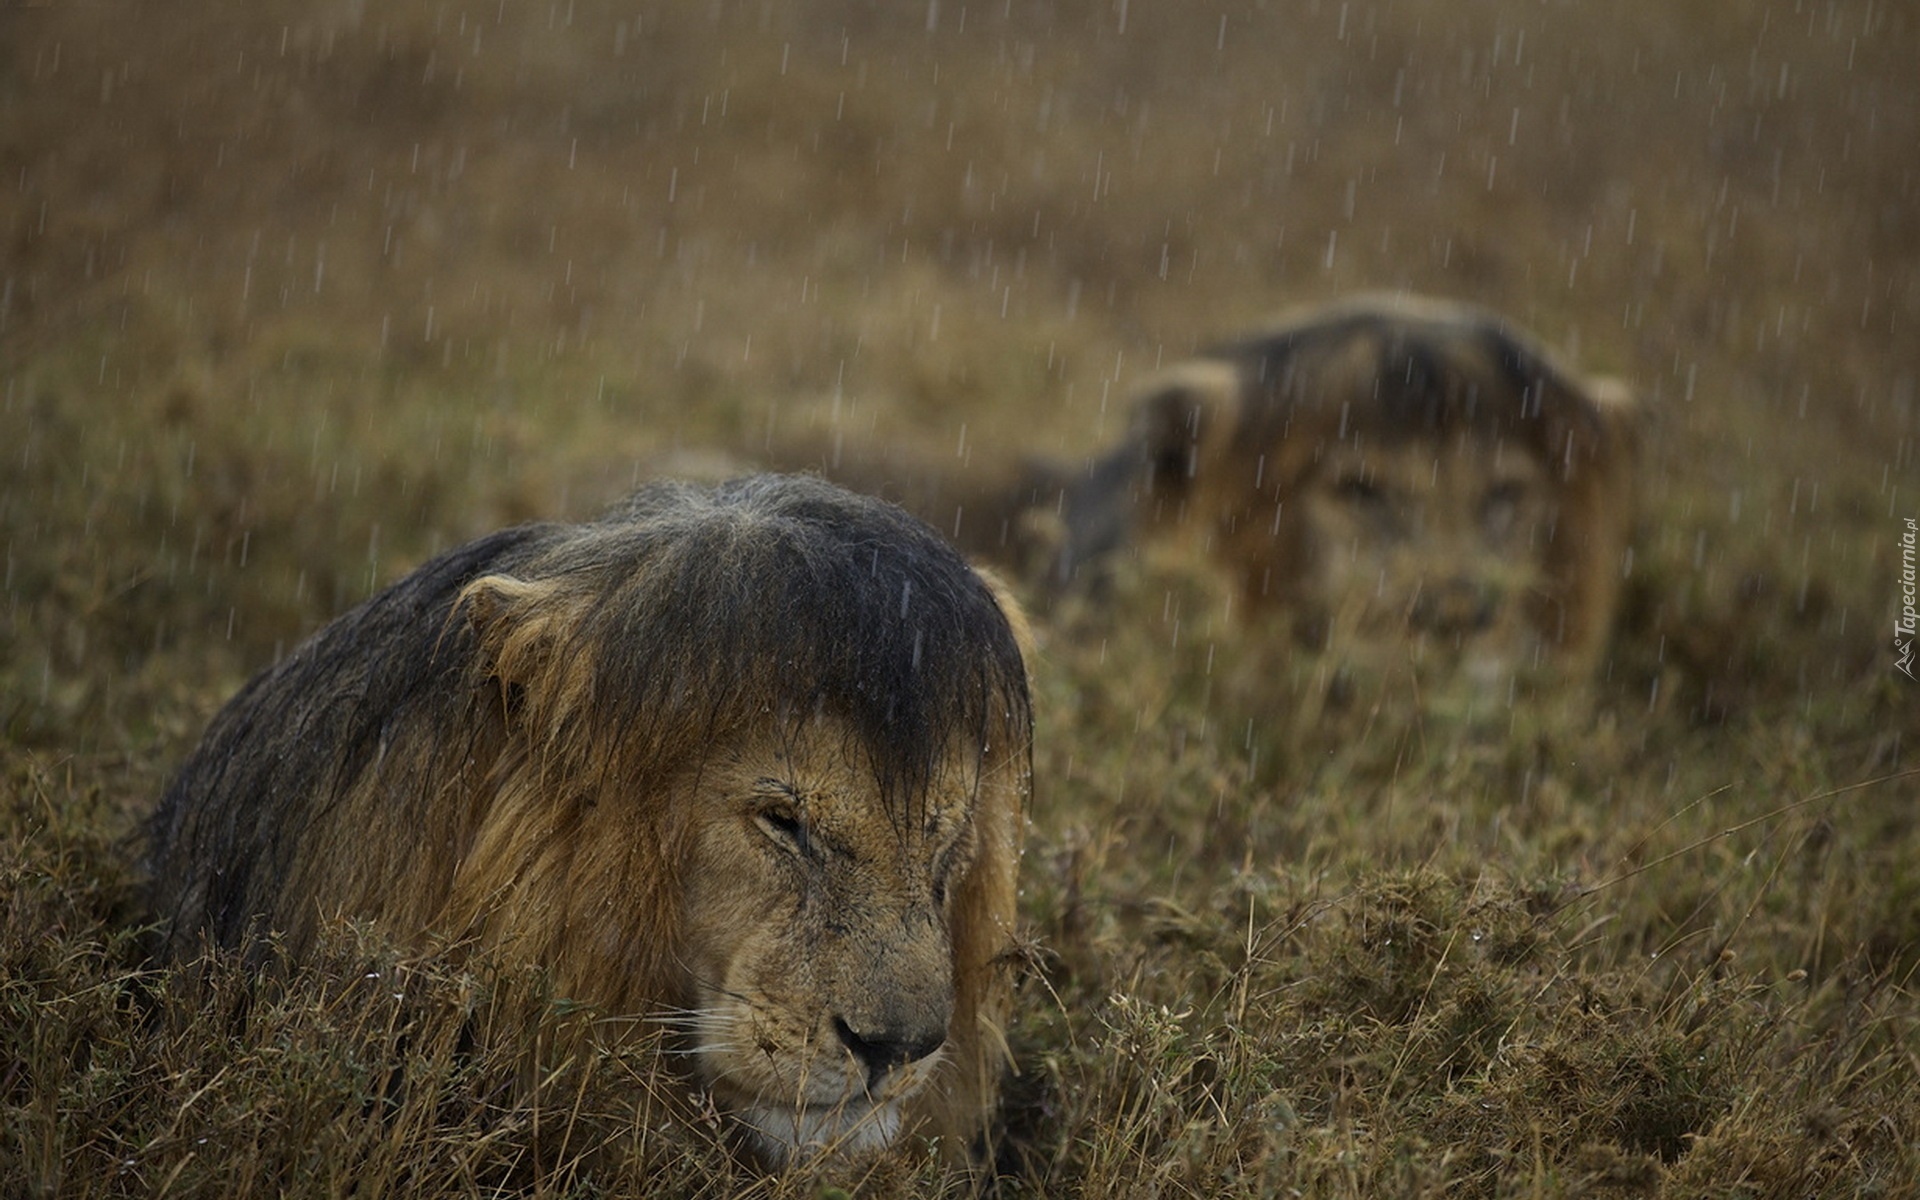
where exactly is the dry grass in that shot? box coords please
[3,0,1917,1195]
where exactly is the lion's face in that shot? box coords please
[1276,432,1557,688]
[674,712,982,1162]
[1073,301,1637,696]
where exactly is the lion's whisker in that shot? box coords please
[644,1009,719,1028]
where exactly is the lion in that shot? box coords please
[145,473,1034,1165]
[1050,294,1639,689]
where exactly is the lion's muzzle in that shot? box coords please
[1408,576,1501,637]
[833,1010,949,1092]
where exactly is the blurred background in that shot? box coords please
[4,0,1912,739]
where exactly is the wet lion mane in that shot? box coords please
[146,473,1032,1051]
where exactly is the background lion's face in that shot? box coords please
[1226,431,1557,692]
[674,713,981,1162]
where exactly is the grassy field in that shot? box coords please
[3,1,1917,1195]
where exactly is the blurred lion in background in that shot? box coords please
[775,295,1637,696]
[147,474,1034,1166]
[1054,295,1638,689]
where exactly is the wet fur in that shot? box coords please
[147,474,1032,1162]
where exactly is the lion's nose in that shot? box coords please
[1409,576,1498,635]
[833,1014,947,1086]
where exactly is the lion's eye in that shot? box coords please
[1481,480,1528,539]
[1333,473,1387,506]
[932,847,954,905]
[756,807,809,854]
[930,827,972,908]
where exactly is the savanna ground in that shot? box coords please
[3,1,1917,1196]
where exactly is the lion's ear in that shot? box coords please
[1047,360,1241,587]
[1130,359,1240,503]
[458,574,589,721]
[972,564,1038,669]
[1582,376,1640,464]
[1546,374,1640,484]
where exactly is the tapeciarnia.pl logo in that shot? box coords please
[1898,517,1918,681]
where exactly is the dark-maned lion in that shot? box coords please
[147,474,1033,1165]
[1055,294,1638,687]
